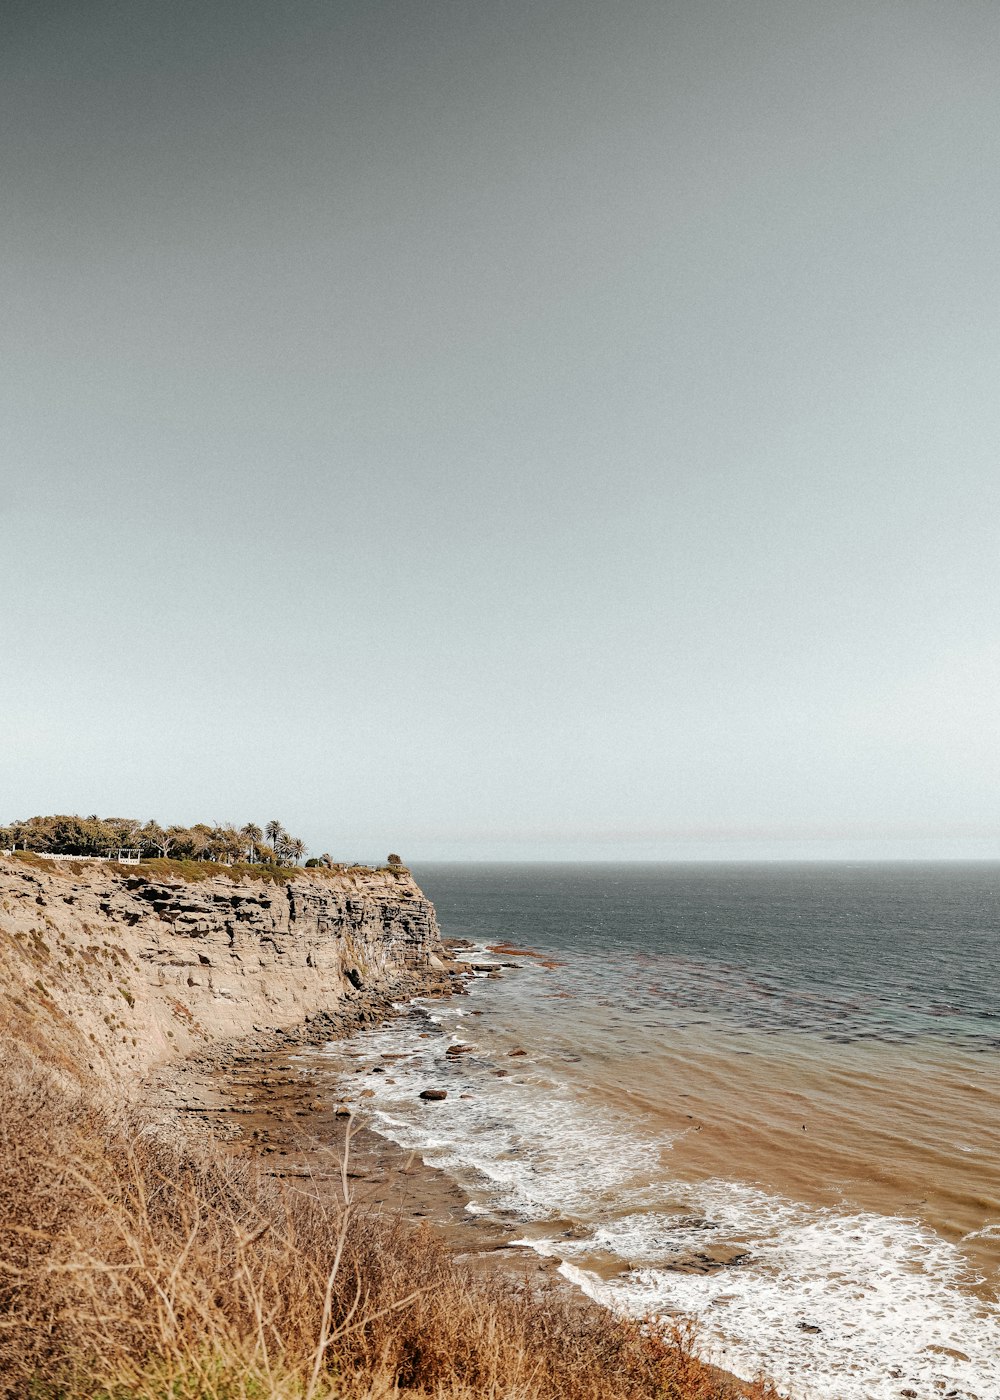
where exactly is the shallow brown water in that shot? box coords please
[580,1026,1000,1289]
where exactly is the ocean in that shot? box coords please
[318,863,1000,1400]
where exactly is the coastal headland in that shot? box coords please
[0,851,454,1082]
[0,851,767,1399]
[0,850,572,1290]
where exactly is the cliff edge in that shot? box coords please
[0,854,454,1088]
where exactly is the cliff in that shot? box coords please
[0,853,454,1088]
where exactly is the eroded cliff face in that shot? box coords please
[0,855,453,1088]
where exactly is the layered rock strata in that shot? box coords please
[0,855,456,1088]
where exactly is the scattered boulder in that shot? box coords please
[419,1088,447,1101]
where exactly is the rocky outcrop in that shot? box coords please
[0,855,455,1089]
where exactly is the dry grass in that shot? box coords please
[0,1034,781,1400]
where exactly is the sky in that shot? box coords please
[3,0,1000,862]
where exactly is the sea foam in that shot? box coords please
[320,958,1000,1400]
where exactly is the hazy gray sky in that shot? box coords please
[3,1,1000,860]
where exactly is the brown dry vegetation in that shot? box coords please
[0,1031,784,1400]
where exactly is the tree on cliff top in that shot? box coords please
[0,815,310,866]
[240,823,263,863]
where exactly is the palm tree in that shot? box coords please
[265,820,283,855]
[289,837,306,865]
[241,823,263,863]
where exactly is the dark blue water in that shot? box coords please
[414,862,1000,1049]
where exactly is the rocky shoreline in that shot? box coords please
[0,850,752,1394]
[142,954,585,1303]
[2,852,560,1289]
[141,948,760,1361]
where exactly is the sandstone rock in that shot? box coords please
[0,855,452,1083]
